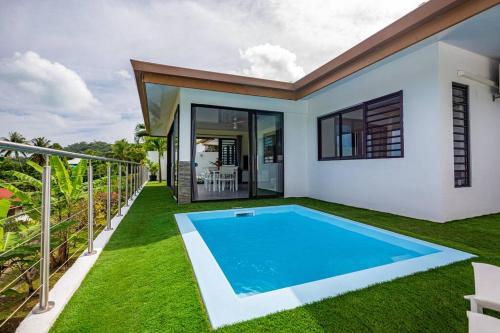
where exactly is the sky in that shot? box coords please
[0,0,423,146]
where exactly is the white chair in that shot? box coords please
[218,167,235,192]
[202,169,212,192]
[465,263,500,313]
[467,311,500,333]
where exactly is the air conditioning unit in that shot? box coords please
[457,68,500,101]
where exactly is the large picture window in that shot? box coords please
[318,91,403,160]
[452,83,470,187]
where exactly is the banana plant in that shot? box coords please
[0,199,10,251]
[0,199,40,296]
[0,157,90,298]
[45,156,88,265]
[0,168,41,297]
[1,157,88,268]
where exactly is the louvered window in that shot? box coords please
[452,83,470,187]
[318,91,403,160]
[219,139,236,165]
[365,91,403,158]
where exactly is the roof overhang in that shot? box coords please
[132,0,500,134]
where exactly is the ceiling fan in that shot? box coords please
[232,117,245,129]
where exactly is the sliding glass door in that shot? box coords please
[191,106,250,201]
[167,108,179,200]
[253,112,284,197]
[191,105,283,201]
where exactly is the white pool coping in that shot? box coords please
[16,185,146,333]
[175,204,475,329]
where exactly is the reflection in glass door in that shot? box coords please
[254,112,284,197]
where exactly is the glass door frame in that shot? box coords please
[190,104,284,201]
[250,110,285,198]
[167,106,179,201]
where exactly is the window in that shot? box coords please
[452,83,470,187]
[219,139,236,165]
[319,114,340,159]
[263,131,283,164]
[341,108,364,158]
[318,91,403,160]
[365,91,403,158]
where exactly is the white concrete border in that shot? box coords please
[16,185,146,333]
[176,205,475,329]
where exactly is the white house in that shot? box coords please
[132,0,500,222]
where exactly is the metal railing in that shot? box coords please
[0,140,148,328]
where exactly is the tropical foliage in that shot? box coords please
[144,137,166,182]
[30,137,51,165]
[0,131,148,330]
[0,155,114,329]
[64,141,112,157]
[147,161,159,178]
[134,123,147,143]
[1,132,28,159]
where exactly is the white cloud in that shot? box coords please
[0,1,423,145]
[115,69,132,80]
[0,51,98,113]
[239,44,305,82]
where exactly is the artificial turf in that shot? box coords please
[50,182,500,332]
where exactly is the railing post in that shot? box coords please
[131,165,135,198]
[125,163,129,207]
[86,160,96,255]
[117,163,122,216]
[33,157,54,314]
[105,163,113,231]
[131,164,135,199]
[139,165,142,188]
[134,165,138,195]
[134,165,138,194]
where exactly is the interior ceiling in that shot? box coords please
[441,4,500,60]
[195,107,249,131]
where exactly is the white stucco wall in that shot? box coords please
[306,42,446,221]
[437,42,500,221]
[169,41,499,222]
[306,41,500,222]
[178,88,310,198]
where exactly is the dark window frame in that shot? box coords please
[317,104,364,161]
[219,138,237,165]
[317,91,404,161]
[452,82,471,188]
[190,104,285,201]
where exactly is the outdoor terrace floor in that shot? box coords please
[51,182,500,332]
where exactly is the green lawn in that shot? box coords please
[51,182,500,333]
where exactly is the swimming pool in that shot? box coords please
[175,205,474,328]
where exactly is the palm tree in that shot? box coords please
[1,132,28,159]
[134,123,148,143]
[144,137,166,182]
[30,137,51,165]
[112,139,130,160]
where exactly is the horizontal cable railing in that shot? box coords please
[0,141,141,164]
[0,140,148,331]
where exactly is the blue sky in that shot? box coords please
[0,0,421,145]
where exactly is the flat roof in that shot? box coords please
[132,0,500,133]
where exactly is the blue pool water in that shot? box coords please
[188,205,441,296]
